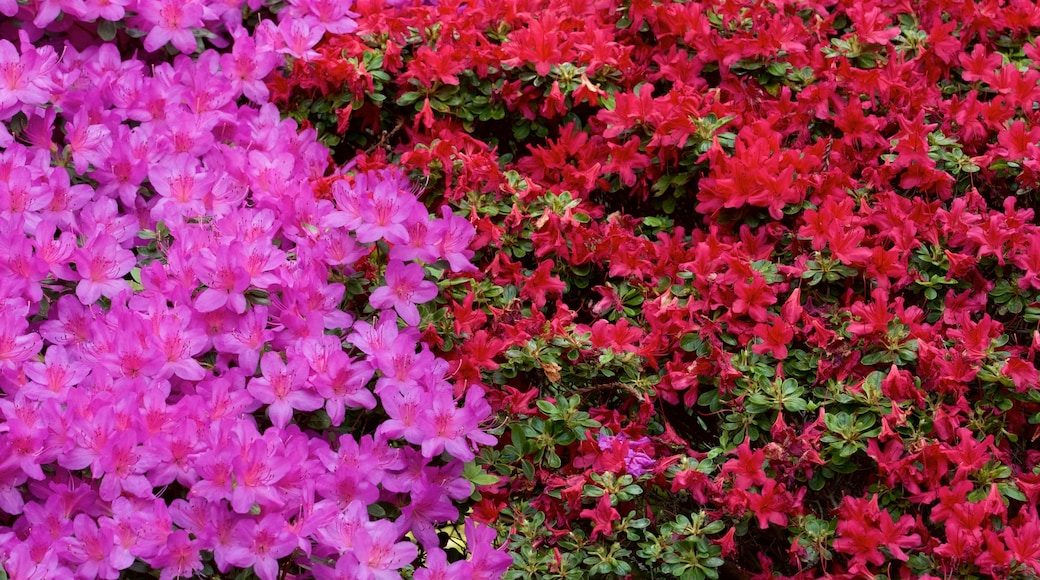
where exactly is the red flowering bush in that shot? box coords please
[278,0,1040,578]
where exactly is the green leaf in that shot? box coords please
[784,397,808,412]
[680,333,702,352]
[464,461,501,487]
[98,19,118,41]
[521,460,535,482]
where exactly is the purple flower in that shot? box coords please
[275,17,324,61]
[298,0,359,35]
[0,36,57,118]
[64,514,135,579]
[0,300,42,369]
[415,547,474,580]
[598,434,657,477]
[213,305,274,372]
[153,530,203,580]
[247,352,323,429]
[136,0,205,54]
[465,519,514,580]
[71,233,135,305]
[351,520,418,578]
[398,476,459,549]
[355,178,414,244]
[430,206,478,272]
[369,260,439,326]
[192,243,251,314]
[225,515,298,580]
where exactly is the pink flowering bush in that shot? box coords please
[0,2,511,580]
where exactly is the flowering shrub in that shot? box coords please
[279,0,1040,578]
[0,3,512,580]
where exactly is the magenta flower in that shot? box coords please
[63,106,112,174]
[193,243,251,314]
[346,310,416,357]
[351,520,419,579]
[377,385,426,445]
[355,179,413,244]
[221,26,282,104]
[64,514,135,579]
[137,0,205,54]
[372,335,433,395]
[0,223,50,304]
[153,530,203,580]
[416,386,497,463]
[312,349,376,426]
[72,233,135,305]
[314,463,380,507]
[415,547,474,580]
[276,17,324,61]
[81,0,131,22]
[230,437,290,514]
[369,260,438,326]
[466,519,514,579]
[1,166,52,217]
[213,305,273,372]
[154,307,207,381]
[389,217,439,263]
[225,515,298,580]
[247,352,323,429]
[298,0,359,35]
[96,432,159,501]
[0,297,42,370]
[430,206,478,273]
[0,36,57,118]
[149,153,213,222]
[398,476,459,549]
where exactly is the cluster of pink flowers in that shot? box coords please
[0,2,510,579]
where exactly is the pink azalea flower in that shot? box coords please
[465,519,514,580]
[137,0,205,54]
[276,17,323,61]
[296,0,359,35]
[351,520,418,579]
[398,476,458,549]
[415,547,474,580]
[225,515,298,580]
[230,437,291,514]
[64,514,135,579]
[0,35,57,118]
[247,352,323,429]
[153,530,203,580]
[0,300,42,369]
[430,206,478,273]
[72,233,135,305]
[192,243,251,314]
[377,385,426,445]
[355,179,414,244]
[347,310,417,357]
[213,305,274,372]
[369,260,439,326]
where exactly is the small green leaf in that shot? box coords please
[98,19,118,41]
[397,91,423,106]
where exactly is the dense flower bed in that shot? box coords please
[0,2,512,580]
[7,0,1040,578]
[276,0,1040,578]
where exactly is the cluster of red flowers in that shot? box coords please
[282,0,1040,576]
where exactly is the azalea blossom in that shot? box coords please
[369,260,439,326]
